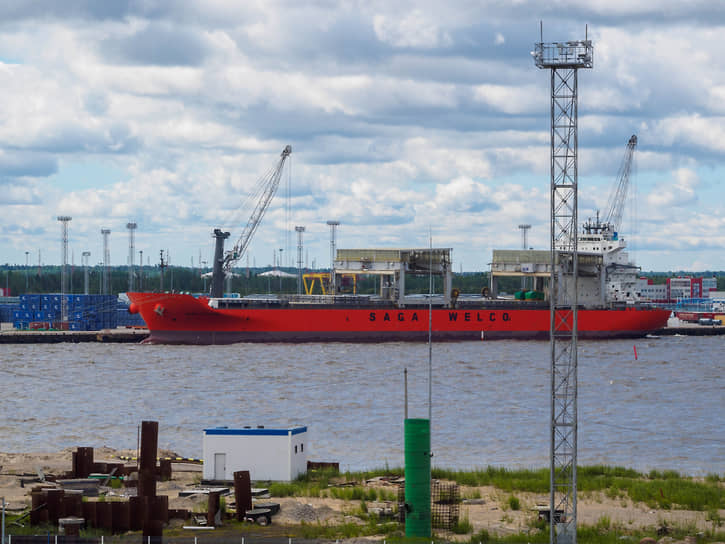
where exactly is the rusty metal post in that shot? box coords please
[207,491,221,527]
[234,471,252,521]
[73,447,94,478]
[138,421,158,498]
[159,458,172,481]
[45,488,64,525]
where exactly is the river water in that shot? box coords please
[1,335,723,475]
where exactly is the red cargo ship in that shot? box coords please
[127,291,670,345]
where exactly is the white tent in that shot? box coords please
[258,269,297,278]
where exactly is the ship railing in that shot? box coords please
[287,294,380,305]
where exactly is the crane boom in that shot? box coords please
[222,145,292,272]
[603,134,637,235]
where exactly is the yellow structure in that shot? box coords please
[302,272,357,295]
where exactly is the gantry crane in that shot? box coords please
[210,145,292,298]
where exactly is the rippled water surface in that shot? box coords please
[1,336,723,475]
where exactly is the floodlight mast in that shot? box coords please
[534,24,593,544]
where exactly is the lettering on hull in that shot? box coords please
[369,312,419,322]
[448,311,510,322]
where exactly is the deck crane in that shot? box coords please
[583,134,637,239]
[210,145,292,298]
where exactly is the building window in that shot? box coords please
[294,445,298,454]
[301,443,304,452]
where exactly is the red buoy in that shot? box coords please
[128,303,139,314]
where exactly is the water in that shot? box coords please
[1,336,723,475]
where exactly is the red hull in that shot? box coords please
[128,292,671,345]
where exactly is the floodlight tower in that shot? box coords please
[101,229,111,294]
[518,224,532,290]
[295,226,305,294]
[127,222,137,292]
[82,251,91,294]
[58,216,72,321]
[533,25,593,544]
[327,220,340,294]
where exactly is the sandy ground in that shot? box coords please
[1,448,722,541]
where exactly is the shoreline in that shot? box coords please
[0,324,723,344]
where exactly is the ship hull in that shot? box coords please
[128,292,671,345]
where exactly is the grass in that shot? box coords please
[431,464,724,511]
[7,463,724,543]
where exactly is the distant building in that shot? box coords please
[636,276,717,302]
[635,278,667,302]
[665,276,717,301]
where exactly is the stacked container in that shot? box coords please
[13,294,119,331]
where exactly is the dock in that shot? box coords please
[654,325,725,336]
[0,327,149,344]
[1,325,723,343]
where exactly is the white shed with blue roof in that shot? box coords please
[202,426,308,481]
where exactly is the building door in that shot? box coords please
[214,453,226,480]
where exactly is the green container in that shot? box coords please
[404,418,431,537]
[525,290,545,300]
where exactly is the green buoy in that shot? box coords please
[404,418,431,537]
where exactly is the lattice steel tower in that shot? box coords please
[295,226,305,294]
[101,229,111,294]
[127,222,137,292]
[82,251,91,294]
[57,216,72,321]
[533,26,592,544]
[518,224,531,290]
[326,220,340,294]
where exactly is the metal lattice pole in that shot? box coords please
[519,224,531,290]
[295,226,305,294]
[82,251,91,295]
[534,30,592,544]
[57,216,72,321]
[327,220,339,294]
[127,222,137,292]
[101,229,111,295]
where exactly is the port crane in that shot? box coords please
[210,145,292,298]
[583,134,637,239]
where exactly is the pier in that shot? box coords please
[0,326,149,343]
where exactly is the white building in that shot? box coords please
[635,278,667,302]
[202,426,308,482]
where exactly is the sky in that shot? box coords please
[1,1,724,274]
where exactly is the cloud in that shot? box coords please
[1,2,725,272]
[0,153,58,179]
[99,22,211,67]
[373,9,452,49]
[646,168,699,208]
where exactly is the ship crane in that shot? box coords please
[583,134,637,239]
[210,145,292,298]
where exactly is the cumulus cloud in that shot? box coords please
[0,2,724,271]
[646,168,699,208]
